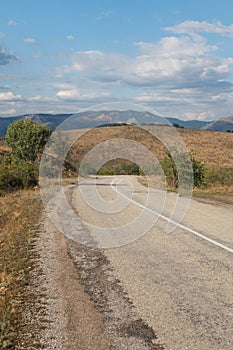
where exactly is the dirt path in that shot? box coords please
[18,213,110,350]
[19,203,163,349]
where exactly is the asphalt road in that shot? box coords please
[72,176,233,350]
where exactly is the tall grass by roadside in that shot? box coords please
[205,167,233,187]
[0,190,42,348]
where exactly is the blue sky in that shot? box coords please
[1,0,233,120]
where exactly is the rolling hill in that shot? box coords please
[66,125,233,170]
[202,116,233,132]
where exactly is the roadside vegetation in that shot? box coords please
[0,190,42,348]
[68,126,233,200]
[0,119,51,196]
[0,119,48,348]
[78,150,206,190]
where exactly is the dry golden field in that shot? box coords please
[66,126,233,170]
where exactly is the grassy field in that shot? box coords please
[65,125,233,202]
[0,191,42,348]
[66,126,233,169]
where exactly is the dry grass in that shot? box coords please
[192,185,233,204]
[0,190,42,348]
[66,126,233,170]
[178,128,233,169]
[65,126,233,201]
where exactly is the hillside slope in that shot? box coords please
[202,116,233,132]
[67,125,233,169]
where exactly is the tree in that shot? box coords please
[161,149,206,189]
[5,119,51,163]
[190,152,206,187]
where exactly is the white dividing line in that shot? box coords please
[110,178,233,255]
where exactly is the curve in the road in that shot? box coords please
[111,178,233,255]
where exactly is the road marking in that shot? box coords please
[110,178,233,254]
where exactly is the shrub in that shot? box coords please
[0,161,38,195]
[161,149,206,189]
[5,119,51,163]
[97,162,140,176]
[205,167,233,186]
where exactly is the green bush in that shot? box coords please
[5,119,51,163]
[161,150,206,189]
[0,161,38,195]
[98,166,115,176]
[205,167,233,186]
[97,163,140,176]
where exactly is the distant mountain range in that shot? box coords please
[202,116,233,132]
[0,111,233,137]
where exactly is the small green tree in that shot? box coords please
[5,119,51,163]
[161,149,206,189]
[0,119,51,195]
[190,152,206,187]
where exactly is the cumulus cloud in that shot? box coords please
[0,91,22,101]
[60,50,130,74]
[132,37,233,89]
[3,20,233,120]
[56,50,133,86]
[0,46,18,65]
[52,24,233,120]
[23,37,37,44]
[58,34,233,91]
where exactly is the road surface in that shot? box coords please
[72,175,233,350]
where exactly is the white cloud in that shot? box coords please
[135,35,233,88]
[52,28,233,120]
[3,20,233,120]
[135,93,178,103]
[56,88,110,101]
[0,46,18,65]
[0,33,6,39]
[165,20,233,38]
[58,32,233,91]
[97,11,113,20]
[0,91,22,101]
[56,50,132,83]
[23,38,37,44]
[0,108,16,116]
[66,50,130,73]
[27,95,41,102]
[66,35,75,41]
[8,20,17,26]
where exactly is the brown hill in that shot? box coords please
[66,125,233,170]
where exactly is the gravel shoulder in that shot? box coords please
[18,212,110,350]
[19,188,164,349]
